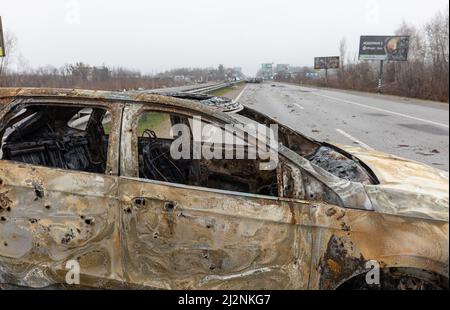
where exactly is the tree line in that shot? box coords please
[0,34,228,91]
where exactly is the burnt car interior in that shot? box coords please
[237,106,378,185]
[137,111,279,196]
[0,101,376,199]
[0,105,109,174]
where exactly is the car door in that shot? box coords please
[0,99,124,288]
[118,102,313,289]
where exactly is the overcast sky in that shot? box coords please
[2,0,448,75]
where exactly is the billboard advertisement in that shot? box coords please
[359,36,410,61]
[314,56,340,70]
[0,17,5,57]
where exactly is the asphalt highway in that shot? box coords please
[236,82,449,171]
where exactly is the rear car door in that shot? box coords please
[118,102,313,289]
[0,98,124,288]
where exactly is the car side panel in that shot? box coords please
[307,204,449,289]
[0,161,123,288]
[118,178,313,289]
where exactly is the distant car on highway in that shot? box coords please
[246,77,263,84]
[0,88,448,290]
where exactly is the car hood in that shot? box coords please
[338,144,449,222]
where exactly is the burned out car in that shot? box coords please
[0,88,448,290]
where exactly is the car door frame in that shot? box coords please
[0,97,126,288]
[117,101,315,289]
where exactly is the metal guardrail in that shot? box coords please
[185,81,242,94]
[132,81,243,95]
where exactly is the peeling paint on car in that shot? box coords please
[0,88,448,290]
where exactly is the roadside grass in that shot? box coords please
[209,81,245,97]
[103,82,246,136]
[138,112,171,136]
[102,112,170,136]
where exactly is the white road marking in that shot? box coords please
[234,84,249,103]
[291,102,305,110]
[313,92,449,129]
[336,129,375,151]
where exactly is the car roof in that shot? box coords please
[0,88,243,113]
[131,91,243,113]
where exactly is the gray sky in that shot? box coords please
[2,0,448,75]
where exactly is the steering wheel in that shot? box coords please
[141,129,186,183]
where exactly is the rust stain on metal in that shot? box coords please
[0,88,447,290]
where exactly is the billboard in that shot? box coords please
[0,17,5,57]
[314,56,340,70]
[359,36,410,61]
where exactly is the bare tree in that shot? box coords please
[305,7,449,102]
[425,7,449,101]
[0,30,18,85]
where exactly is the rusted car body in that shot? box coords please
[0,88,448,290]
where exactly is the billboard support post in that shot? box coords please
[378,60,384,93]
[359,35,410,92]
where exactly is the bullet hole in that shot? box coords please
[209,265,216,271]
[3,241,7,247]
[84,218,94,225]
[206,224,212,229]
[29,218,39,224]
[61,231,74,245]
[6,207,11,212]
[153,232,159,239]
[341,222,351,232]
[309,193,315,199]
[164,202,175,212]
[125,207,132,214]
[134,198,146,207]
[34,187,44,201]
[0,216,7,222]
[45,205,51,210]
[0,179,3,186]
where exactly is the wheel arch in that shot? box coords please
[336,266,449,290]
